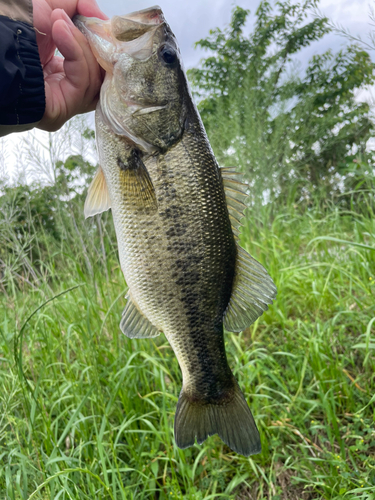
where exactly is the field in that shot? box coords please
[1,194,374,499]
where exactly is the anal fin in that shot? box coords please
[120,295,160,338]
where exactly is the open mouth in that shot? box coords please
[74,6,165,64]
[111,6,164,41]
[73,6,164,48]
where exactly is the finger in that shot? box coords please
[52,20,90,102]
[42,55,64,78]
[77,0,109,20]
[59,10,102,98]
[52,13,101,110]
[33,0,56,66]
[49,0,108,20]
[33,0,53,35]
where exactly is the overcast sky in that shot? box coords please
[1,0,374,183]
[96,0,375,68]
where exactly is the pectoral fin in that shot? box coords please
[118,149,157,211]
[84,166,111,218]
[120,295,161,338]
[221,167,277,332]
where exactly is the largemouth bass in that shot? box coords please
[74,6,276,456]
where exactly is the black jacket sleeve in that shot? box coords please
[0,8,45,136]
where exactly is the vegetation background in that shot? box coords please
[1,0,375,498]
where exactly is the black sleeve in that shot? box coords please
[0,14,45,127]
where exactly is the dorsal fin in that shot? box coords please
[221,167,249,236]
[221,167,277,332]
[84,166,111,219]
[224,246,277,332]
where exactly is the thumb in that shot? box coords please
[52,13,90,91]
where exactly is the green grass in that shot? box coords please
[1,199,375,499]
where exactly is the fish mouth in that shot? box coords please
[74,6,165,63]
[73,16,112,43]
[111,6,164,41]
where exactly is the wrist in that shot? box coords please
[0,1,45,133]
[0,0,33,25]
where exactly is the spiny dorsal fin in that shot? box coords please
[84,166,111,219]
[224,246,277,332]
[221,167,249,234]
[120,294,161,338]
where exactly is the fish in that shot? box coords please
[74,6,276,457]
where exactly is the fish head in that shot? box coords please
[74,7,189,152]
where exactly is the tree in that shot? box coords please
[188,1,375,204]
[0,150,97,289]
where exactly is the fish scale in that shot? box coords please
[75,5,277,456]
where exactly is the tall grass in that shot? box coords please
[1,185,374,498]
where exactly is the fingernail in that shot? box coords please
[91,0,109,20]
[60,9,75,28]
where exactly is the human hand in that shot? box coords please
[33,0,108,132]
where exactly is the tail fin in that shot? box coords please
[174,383,261,456]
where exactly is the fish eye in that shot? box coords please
[159,44,177,65]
